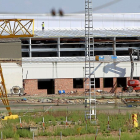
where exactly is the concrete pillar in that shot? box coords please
[113,37,116,56]
[57,37,60,57]
[29,38,32,57]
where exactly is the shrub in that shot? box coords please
[17,129,32,138]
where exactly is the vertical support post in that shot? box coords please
[108,116,109,130]
[95,128,98,140]
[60,131,62,140]
[33,131,34,140]
[66,116,67,125]
[20,118,22,128]
[113,37,116,56]
[32,19,34,35]
[43,117,45,132]
[1,131,2,140]
[119,128,121,140]
[57,37,60,57]
[29,38,32,57]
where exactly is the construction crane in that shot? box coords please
[0,64,18,120]
[127,48,140,93]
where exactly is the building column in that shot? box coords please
[113,77,117,93]
[29,38,32,57]
[100,78,104,90]
[57,37,60,57]
[126,77,130,85]
[113,37,116,56]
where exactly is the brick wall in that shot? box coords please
[24,79,47,96]
[98,77,122,93]
[55,78,86,94]
[24,77,125,96]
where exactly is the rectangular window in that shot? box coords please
[104,78,113,88]
[38,79,54,94]
[91,78,100,88]
[73,78,83,88]
[117,78,126,87]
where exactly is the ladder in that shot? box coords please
[0,64,12,116]
[85,0,96,121]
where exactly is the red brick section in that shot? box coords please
[55,78,73,94]
[100,78,104,90]
[98,78,122,93]
[24,77,125,96]
[24,79,47,96]
[55,78,85,94]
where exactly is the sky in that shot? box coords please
[0,0,140,14]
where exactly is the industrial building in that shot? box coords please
[1,13,140,95]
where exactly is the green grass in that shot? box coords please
[1,111,140,139]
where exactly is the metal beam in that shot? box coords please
[0,19,34,38]
[58,38,60,57]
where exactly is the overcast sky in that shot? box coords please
[0,0,140,14]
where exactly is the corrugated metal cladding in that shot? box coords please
[0,38,21,59]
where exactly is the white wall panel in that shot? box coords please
[1,63,22,93]
[22,61,140,79]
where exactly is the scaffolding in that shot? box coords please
[85,0,96,121]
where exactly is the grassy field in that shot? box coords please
[0,109,140,140]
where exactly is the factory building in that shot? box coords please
[0,13,140,95]
[21,30,140,95]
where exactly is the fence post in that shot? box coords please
[33,131,34,140]
[1,131,2,140]
[43,117,45,132]
[60,131,62,140]
[86,120,87,131]
[20,118,22,128]
[95,128,98,140]
[108,116,109,130]
[119,128,121,140]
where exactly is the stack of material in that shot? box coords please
[95,55,117,62]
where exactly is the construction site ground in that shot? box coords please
[1,91,140,115]
[1,91,140,140]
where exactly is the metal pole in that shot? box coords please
[20,118,22,128]
[60,131,62,140]
[33,132,34,140]
[57,37,60,57]
[43,117,45,132]
[29,38,32,57]
[108,116,109,130]
[113,37,116,56]
[1,131,2,140]
[95,128,98,140]
[119,128,121,140]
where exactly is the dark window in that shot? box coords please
[32,52,57,57]
[91,78,100,88]
[117,78,126,87]
[73,78,83,88]
[22,52,29,57]
[38,79,54,94]
[104,78,113,88]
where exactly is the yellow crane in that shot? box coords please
[0,64,18,120]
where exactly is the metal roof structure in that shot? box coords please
[32,29,140,38]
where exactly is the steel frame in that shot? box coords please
[0,19,34,38]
